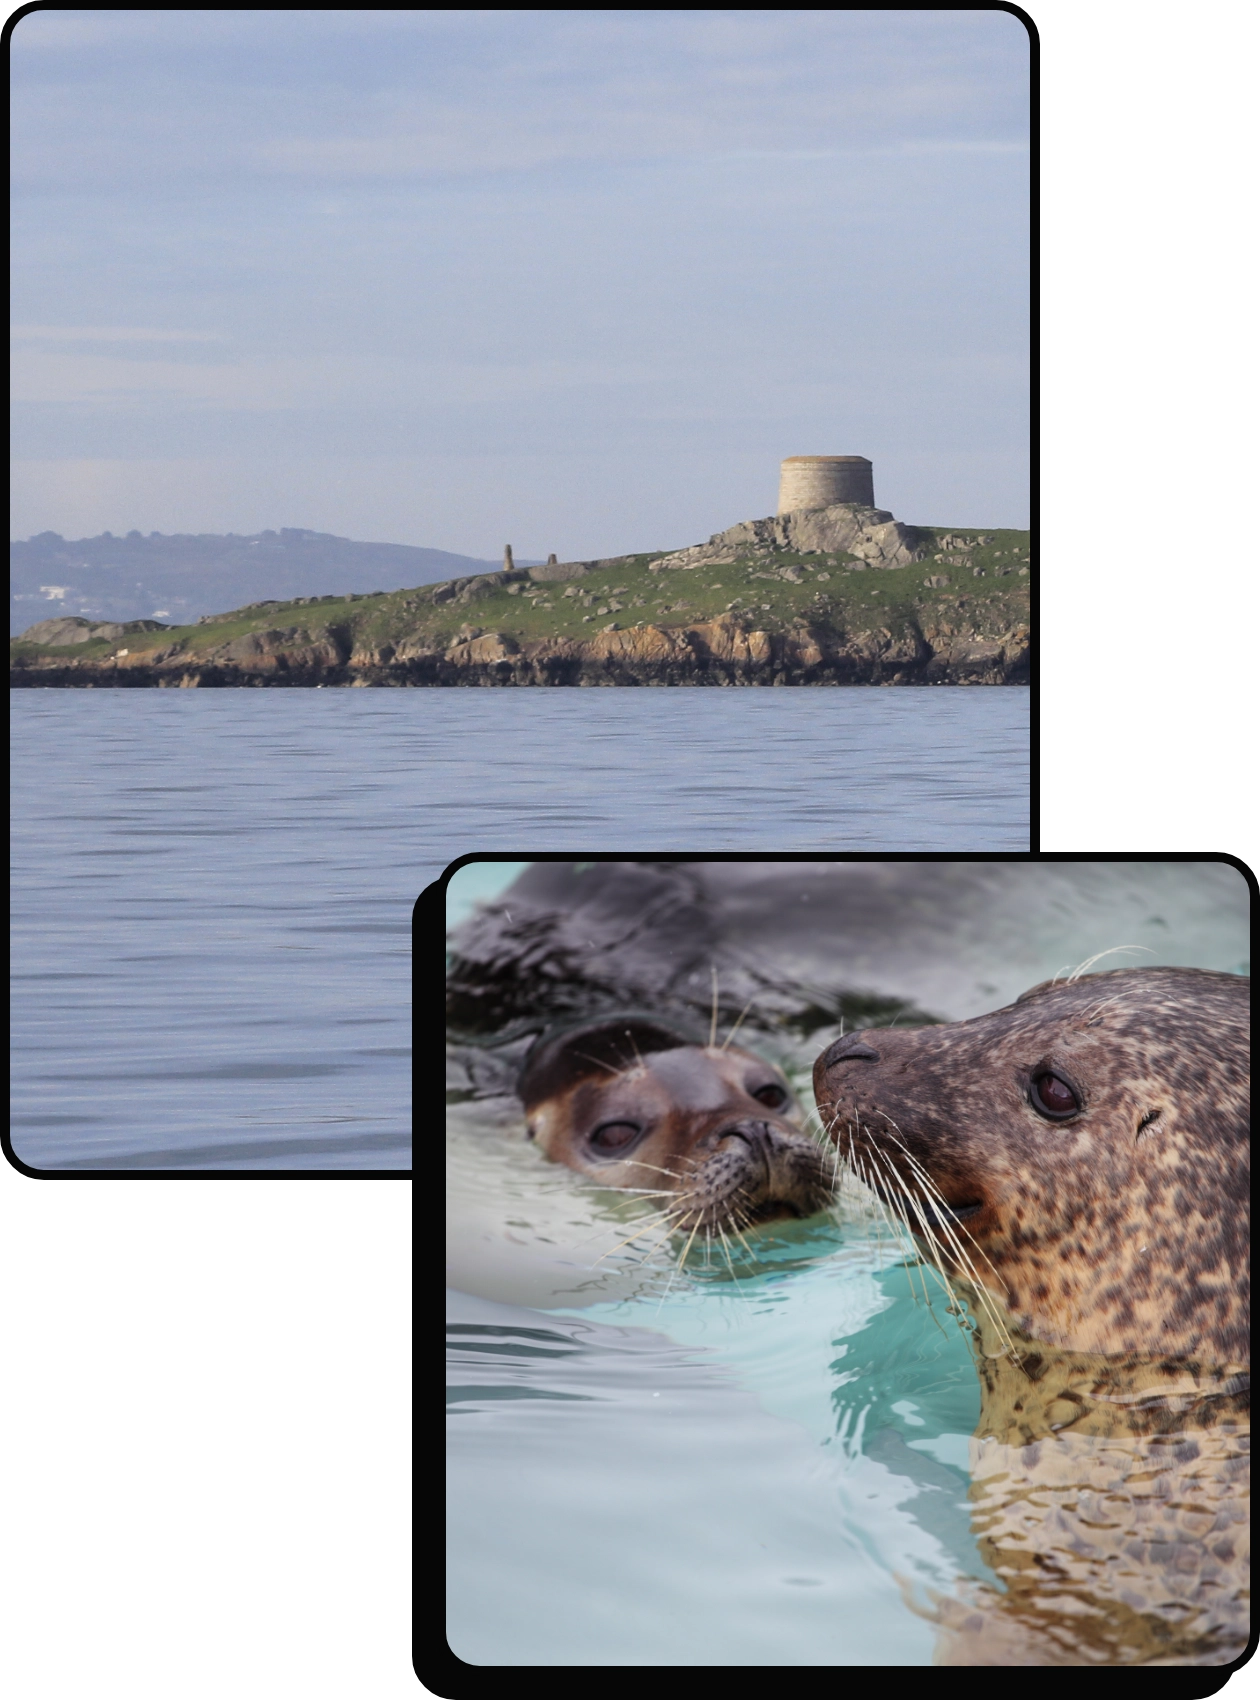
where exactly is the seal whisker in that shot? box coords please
[570,1206,671,1250]
[652,1264,684,1316]
[1066,944,1155,982]
[809,967,1251,1666]
[718,997,756,1053]
[874,1121,1012,1298]
[871,1120,1021,1361]
[589,1214,682,1264]
[519,1016,830,1270]
[622,1029,649,1075]
[673,1208,708,1272]
[803,1115,843,1180]
[569,1049,629,1077]
[714,1224,749,1297]
[867,1142,947,1316]
[724,1209,758,1259]
[850,1136,910,1272]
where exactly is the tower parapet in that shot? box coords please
[777,455,874,515]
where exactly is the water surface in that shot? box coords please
[446,859,1249,1664]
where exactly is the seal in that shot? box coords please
[518,1014,834,1235]
[813,966,1249,1363]
[813,966,1250,1666]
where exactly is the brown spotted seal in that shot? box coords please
[813,967,1250,1665]
[813,966,1249,1362]
[519,1014,834,1237]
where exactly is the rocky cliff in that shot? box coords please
[12,504,1031,687]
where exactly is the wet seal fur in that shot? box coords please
[813,967,1250,1665]
[519,1014,833,1235]
[813,966,1249,1363]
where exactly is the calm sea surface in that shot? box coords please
[12,687,1026,1171]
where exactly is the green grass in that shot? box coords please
[11,528,1030,661]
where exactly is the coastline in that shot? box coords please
[11,513,1031,688]
[10,619,1030,688]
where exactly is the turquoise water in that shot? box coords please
[448,1226,986,1666]
[445,859,1250,1665]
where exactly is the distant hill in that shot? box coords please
[12,512,1032,688]
[9,527,531,636]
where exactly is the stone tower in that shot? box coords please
[777,455,874,515]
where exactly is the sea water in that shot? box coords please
[12,687,1026,1170]
[446,859,1249,1665]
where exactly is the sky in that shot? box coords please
[11,9,1030,553]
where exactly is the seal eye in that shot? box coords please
[588,1120,642,1154]
[752,1083,787,1109]
[1030,1072,1080,1120]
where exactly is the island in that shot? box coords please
[11,491,1030,688]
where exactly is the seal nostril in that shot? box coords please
[820,1036,879,1071]
[717,1118,769,1148]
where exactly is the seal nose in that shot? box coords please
[714,1118,784,1164]
[818,1034,880,1073]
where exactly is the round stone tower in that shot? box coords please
[777,455,873,515]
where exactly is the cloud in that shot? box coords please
[11,346,670,413]
[11,326,228,344]
[10,13,1030,536]
[12,11,1028,191]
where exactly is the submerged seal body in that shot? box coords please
[813,966,1250,1665]
[519,1015,834,1234]
[813,967,1249,1363]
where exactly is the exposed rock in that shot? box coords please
[212,628,295,662]
[951,637,1005,667]
[17,615,167,646]
[119,642,184,667]
[648,503,927,573]
[12,503,1027,688]
[350,643,396,667]
[434,572,518,605]
[525,551,649,583]
[198,626,347,672]
[394,631,444,661]
[527,560,588,583]
[18,617,100,645]
[686,613,773,664]
[445,631,519,664]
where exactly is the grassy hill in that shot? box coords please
[11,522,1030,687]
[9,525,519,636]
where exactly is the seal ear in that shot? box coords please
[518,1014,703,1111]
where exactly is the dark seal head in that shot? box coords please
[519,1015,833,1234]
[813,968,1249,1363]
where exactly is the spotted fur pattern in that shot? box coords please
[814,968,1249,1362]
[815,968,1250,1664]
